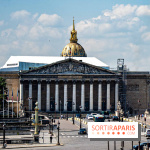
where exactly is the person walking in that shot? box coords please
[50,134,53,143]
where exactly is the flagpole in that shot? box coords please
[12,89,13,118]
[3,87,4,118]
[17,88,18,118]
[8,89,9,118]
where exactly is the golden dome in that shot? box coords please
[61,18,87,57]
[61,42,87,57]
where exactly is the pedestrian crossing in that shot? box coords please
[60,134,88,138]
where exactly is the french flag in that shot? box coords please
[7,89,9,100]
[12,89,13,102]
[17,88,18,101]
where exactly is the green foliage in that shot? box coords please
[0,77,7,110]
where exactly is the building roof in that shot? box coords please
[0,56,109,70]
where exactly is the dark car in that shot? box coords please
[133,142,150,150]
[78,128,87,134]
[112,116,119,121]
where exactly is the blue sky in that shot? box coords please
[0,0,150,71]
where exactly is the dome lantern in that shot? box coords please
[61,18,87,57]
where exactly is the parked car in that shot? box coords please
[144,129,150,137]
[112,116,119,121]
[88,115,93,120]
[133,142,150,150]
[78,128,87,135]
[76,114,80,118]
[86,114,90,119]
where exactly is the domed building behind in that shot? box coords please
[61,18,87,57]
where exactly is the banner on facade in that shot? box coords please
[88,122,141,141]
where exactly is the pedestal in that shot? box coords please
[34,134,39,143]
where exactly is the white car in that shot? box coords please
[88,115,93,120]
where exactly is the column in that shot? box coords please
[46,81,50,112]
[55,81,59,111]
[107,81,110,111]
[81,81,85,111]
[90,81,93,111]
[72,81,76,111]
[29,80,32,111]
[98,80,102,111]
[64,81,67,111]
[115,80,119,111]
[38,81,41,111]
[20,80,23,104]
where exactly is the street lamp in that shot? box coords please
[3,123,6,148]
[57,120,60,145]
[144,109,149,129]
[28,97,32,128]
[79,106,82,130]
[60,100,61,119]
[55,103,57,120]
[72,102,75,124]
[66,101,68,120]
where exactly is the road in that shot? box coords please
[14,118,149,150]
[2,116,149,150]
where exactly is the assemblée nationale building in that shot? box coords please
[0,19,150,115]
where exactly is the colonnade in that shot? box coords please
[20,80,119,112]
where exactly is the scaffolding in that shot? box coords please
[117,59,127,115]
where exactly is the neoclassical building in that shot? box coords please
[0,19,150,114]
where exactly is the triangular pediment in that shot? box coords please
[21,58,116,75]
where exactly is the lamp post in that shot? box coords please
[79,106,82,130]
[3,123,6,148]
[57,120,60,145]
[145,109,149,129]
[60,100,61,119]
[28,97,32,128]
[55,102,57,120]
[72,102,75,124]
[66,101,68,120]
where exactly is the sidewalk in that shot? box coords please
[0,143,59,149]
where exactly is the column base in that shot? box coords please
[98,109,102,111]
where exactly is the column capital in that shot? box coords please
[81,79,85,84]
[64,80,68,84]
[55,79,59,84]
[115,80,119,84]
[38,80,41,84]
[106,80,111,84]
[90,79,93,84]
[98,80,102,84]
[29,80,33,84]
[20,80,24,84]
[72,80,77,84]
[46,80,51,84]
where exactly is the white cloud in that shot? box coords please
[11,10,30,19]
[142,32,150,41]
[37,14,63,26]
[0,21,4,26]
[104,4,137,19]
[15,24,29,37]
[136,5,150,16]
[139,26,147,32]
[33,13,39,20]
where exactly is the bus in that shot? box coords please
[93,114,105,122]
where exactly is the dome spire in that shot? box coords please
[70,17,78,43]
[73,16,75,30]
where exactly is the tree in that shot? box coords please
[0,77,7,110]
